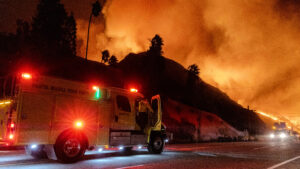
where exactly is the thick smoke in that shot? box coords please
[76,0,300,127]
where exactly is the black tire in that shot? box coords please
[54,131,87,163]
[148,134,165,154]
[25,145,47,159]
[124,146,133,152]
[122,146,133,155]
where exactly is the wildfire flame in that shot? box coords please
[256,111,279,121]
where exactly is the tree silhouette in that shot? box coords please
[144,34,166,96]
[108,55,118,66]
[16,19,31,51]
[31,0,77,58]
[149,34,163,55]
[101,50,109,63]
[63,12,77,56]
[16,19,30,40]
[188,64,200,77]
[85,0,105,60]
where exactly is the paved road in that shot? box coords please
[0,141,299,169]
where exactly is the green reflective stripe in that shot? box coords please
[95,88,101,99]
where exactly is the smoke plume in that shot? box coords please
[76,0,300,127]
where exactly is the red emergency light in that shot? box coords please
[9,134,14,140]
[92,86,99,91]
[130,88,138,93]
[21,73,32,79]
[74,120,83,129]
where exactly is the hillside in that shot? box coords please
[119,52,265,134]
[163,98,245,142]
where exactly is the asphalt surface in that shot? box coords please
[0,140,299,169]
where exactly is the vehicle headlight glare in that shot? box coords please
[31,144,37,149]
[279,133,286,138]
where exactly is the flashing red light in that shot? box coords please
[9,134,14,140]
[21,73,32,79]
[92,86,99,91]
[74,120,83,129]
[130,88,138,93]
[10,123,15,128]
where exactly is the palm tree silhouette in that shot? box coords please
[85,0,103,60]
[188,64,200,76]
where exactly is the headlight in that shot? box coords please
[279,133,286,139]
[270,134,275,139]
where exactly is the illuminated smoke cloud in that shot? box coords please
[76,0,300,126]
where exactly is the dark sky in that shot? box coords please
[0,0,94,33]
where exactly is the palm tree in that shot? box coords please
[108,55,118,66]
[101,50,110,63]
[188,64,200,76]
[85,0,103,60]
[149,34,163,55]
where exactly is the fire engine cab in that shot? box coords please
[0,72,166,163]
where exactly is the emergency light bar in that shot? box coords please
[92,86,101,99]
[21,73,32,79]
[130,88,138,93]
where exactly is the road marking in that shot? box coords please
[196,152,217,157]
[252,146,269,150]
[166,146,207,151]
[116,164,145,169]
[0,161,45,167]
[267,156,300,169]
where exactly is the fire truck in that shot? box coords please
[0,72,166,163]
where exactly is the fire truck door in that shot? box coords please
[150,95,162,130]
[112,95,135,130]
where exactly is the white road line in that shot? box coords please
[116,164,145,169]
[252,146,269,150]
[196,152,217,157]
[0,161,47,167]
[267,156,300,169]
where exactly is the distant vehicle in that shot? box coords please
[269,122,290,141]
[269,130,289,141]
[0,72,167,163]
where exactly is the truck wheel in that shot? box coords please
[148,135,165,154]
[124,146,133,152]
[54,132,87,163]
[25,145,47,159]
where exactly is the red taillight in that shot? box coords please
[130,88,138,93]
[21,73,32,79]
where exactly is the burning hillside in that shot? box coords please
[74,0,300,128]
